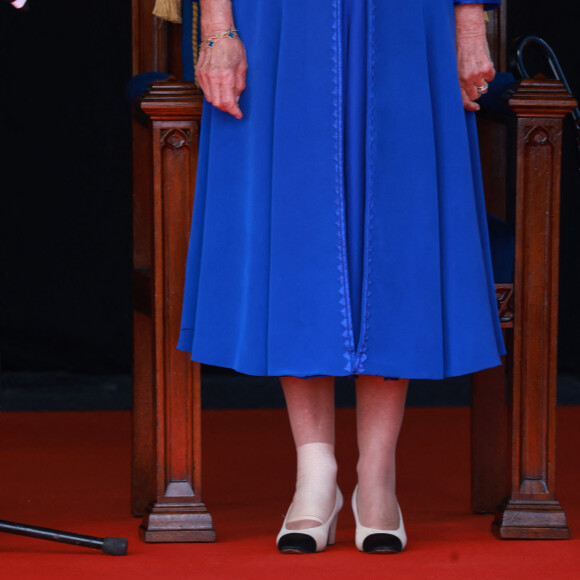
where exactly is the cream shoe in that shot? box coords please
[276,486,343,553]
[352,484,407,554]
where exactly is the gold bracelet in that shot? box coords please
[200,28,239,51]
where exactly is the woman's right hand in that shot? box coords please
[455,4,495,112]
[196,34,248,119]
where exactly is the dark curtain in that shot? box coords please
[0,0,132,373]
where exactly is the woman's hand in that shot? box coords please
[455,4,495,112]
[196,37,248,119]
[197,0,247,119]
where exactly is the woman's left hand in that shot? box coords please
[455,4,496,112]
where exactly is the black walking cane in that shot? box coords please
[0,520,128,555]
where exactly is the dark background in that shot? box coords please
[0,1,578,410]
[0,0,133,373]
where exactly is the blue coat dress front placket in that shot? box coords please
[178,0,506,379]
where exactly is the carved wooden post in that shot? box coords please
[134,81,215,542]
[492,77,576,539]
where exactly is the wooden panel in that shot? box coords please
[471,358,509,514]
[132,0,168,75]
[168,23,184,79]
[486,3,507,73]
[478,117,508,219]
[132,309,155,516]
[131,109,155,517]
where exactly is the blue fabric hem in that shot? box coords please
[175,344,504,381]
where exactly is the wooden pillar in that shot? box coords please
[492,77,576,539]
[134,81,215,542]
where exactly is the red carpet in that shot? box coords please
[1,407,579,579]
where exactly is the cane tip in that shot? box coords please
[102,536,129,556]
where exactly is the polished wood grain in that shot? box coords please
[473,77,576,538]
[492,78,576,539]
[131,0,168,76]
[132,81,214,542]
[131,114,155,518]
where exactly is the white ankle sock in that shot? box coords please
[287,442,338,525]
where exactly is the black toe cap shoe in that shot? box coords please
[362,533,404,554]
[277,533,318,554]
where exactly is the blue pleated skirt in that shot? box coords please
[178,0,506,379]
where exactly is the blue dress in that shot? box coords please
[178,0,506,379]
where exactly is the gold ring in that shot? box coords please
[476,82,489,94]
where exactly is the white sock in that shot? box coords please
[287,442,338,526]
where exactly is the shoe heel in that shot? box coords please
[327,513,339,546]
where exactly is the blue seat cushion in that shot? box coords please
[479,72,517,113]
[125,72,171,106]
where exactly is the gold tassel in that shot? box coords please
[153,0,182,24]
